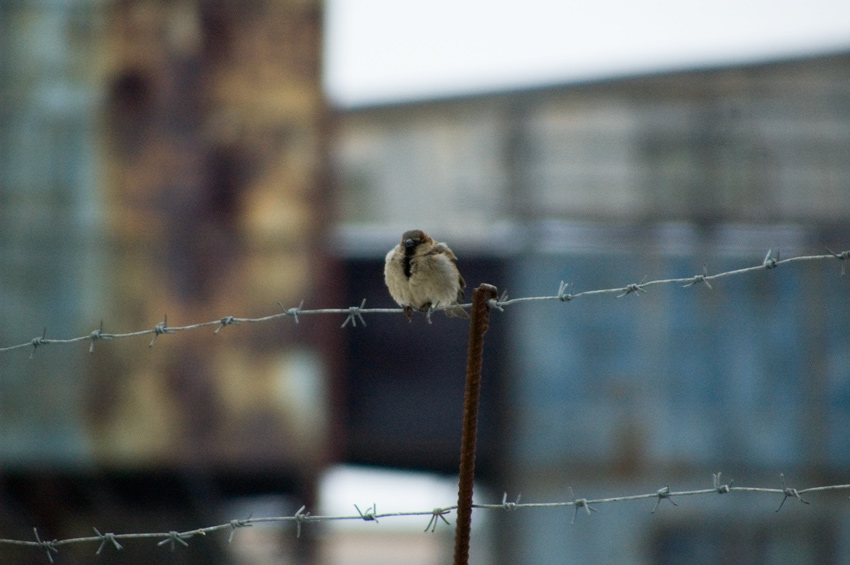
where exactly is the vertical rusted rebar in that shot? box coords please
[453,283,498,565]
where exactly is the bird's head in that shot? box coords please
[401,229,432,251]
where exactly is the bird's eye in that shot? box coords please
[404,238,417,248]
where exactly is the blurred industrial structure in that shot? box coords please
[1,0,850,562]
[1,0,334,562]
[333,52,850,563]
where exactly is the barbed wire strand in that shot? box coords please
[1,474,848,560]
[2,249,847,356]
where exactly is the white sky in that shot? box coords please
[324,0,850,107]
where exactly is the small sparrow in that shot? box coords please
[384,230,469,320]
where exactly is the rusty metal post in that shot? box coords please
[453,283,498,565]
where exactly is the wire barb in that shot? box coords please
[354,504,379,523]
[651,486,678,513]
[29,328,47,360]
[88,320,112,353]
[214,316,239,334]
[487,289,509,312]
[157,531,192,551]
[279,300,304,323]
[149,315,174,347]
[683,266,713,289]
[33,528,58,563]
[558,281,573,301]
[94,527,123,554]
[776,473,810,512]
[617,276,649,298]
[227,515,253,543]
[763,248,780,269]
[569,487,597,524]
[425,508,452,532]
[713,472,732,494]
[293,505,310,538]
[341,299,367,328]
[501,492,521,511]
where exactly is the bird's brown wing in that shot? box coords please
[430,243,466,300]
[430,242,457,260]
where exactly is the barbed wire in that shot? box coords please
[1,248,847,357]
[0,473,847,562]
[2,251,849,561]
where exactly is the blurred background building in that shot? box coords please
[333,51,850,564]
[1,1,850,564]
[1,0,335,562]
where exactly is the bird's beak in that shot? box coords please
[404,239,416,248]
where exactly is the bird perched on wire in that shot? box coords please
[384,229,469,320]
